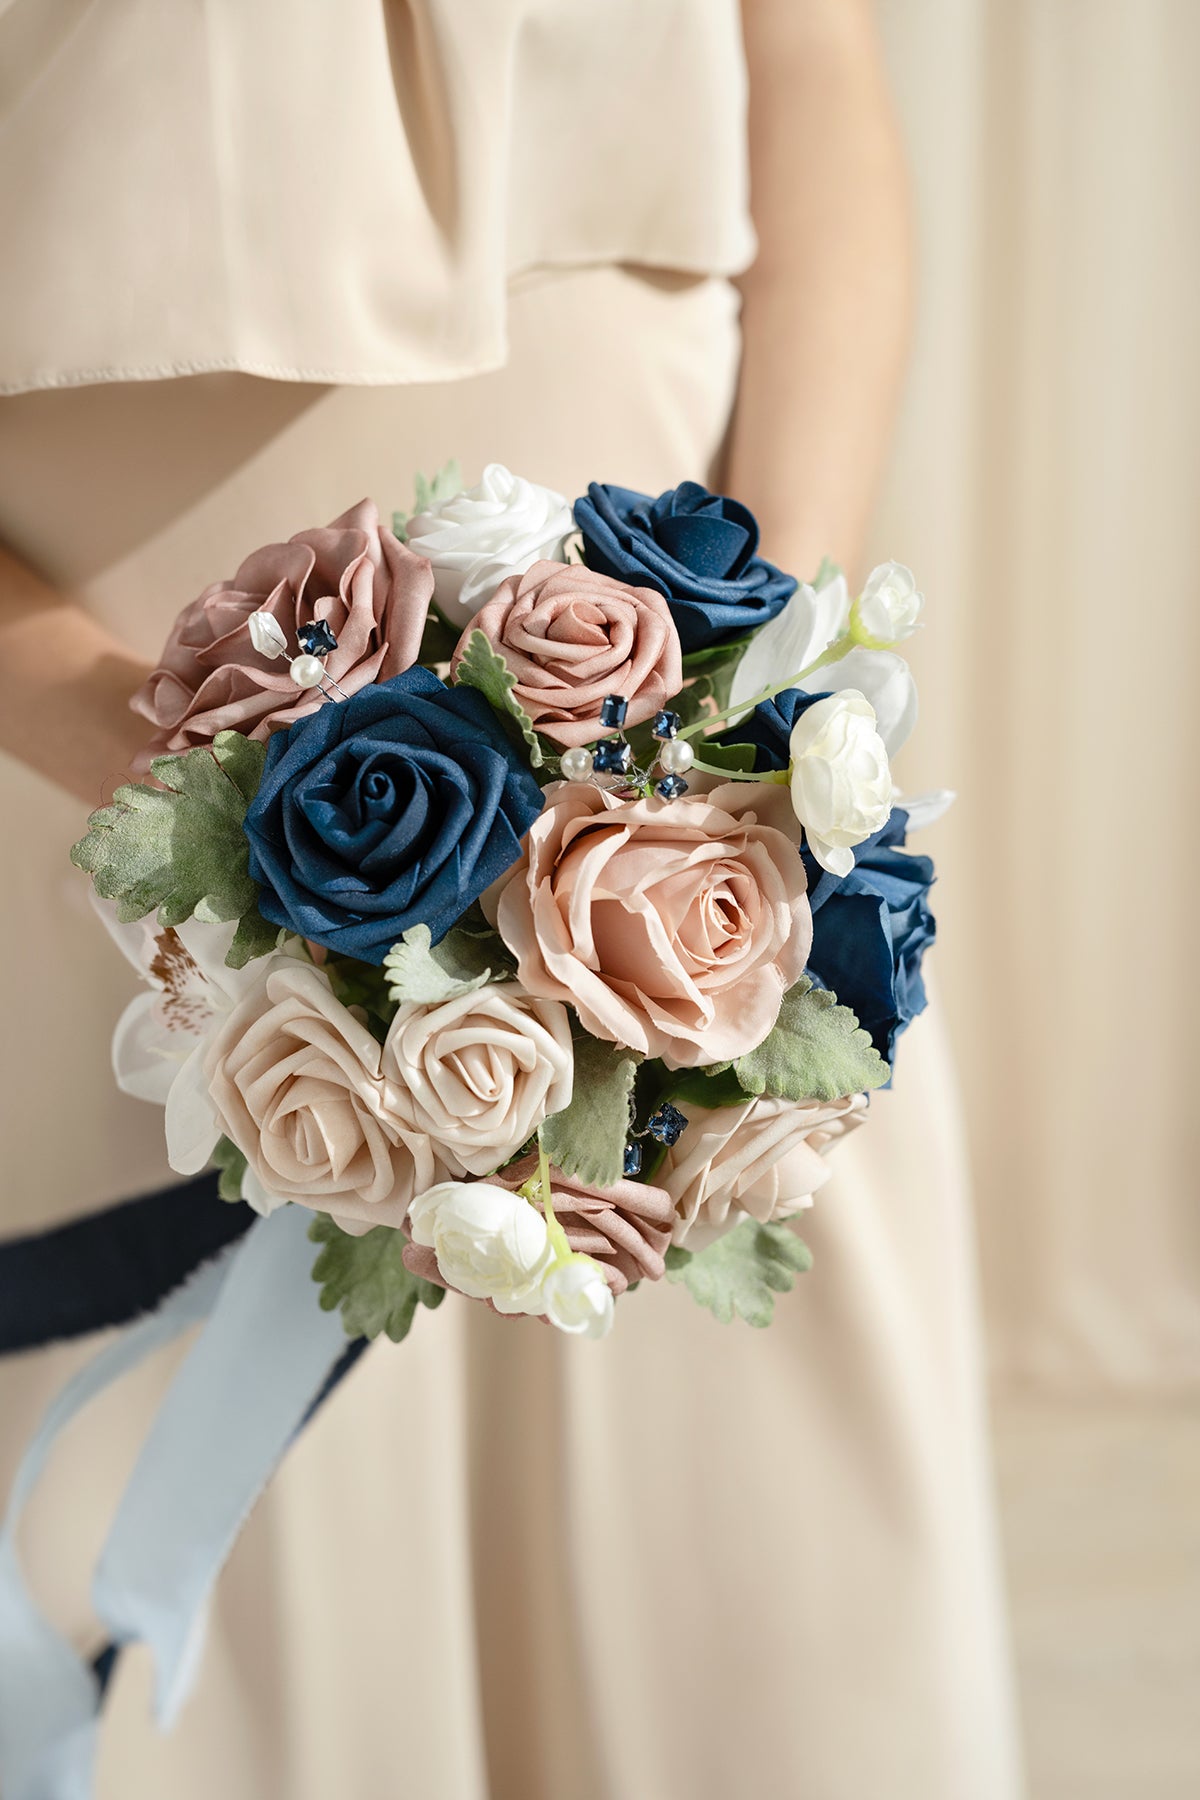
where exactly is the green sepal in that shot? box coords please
[733,977,889,1104]
[665,1217,813,1327]
[540,1032,639,1189]
[309,1215,445,1343]
[70,733,268,960]
[211,1136,248,1203]
[383,922,507,1006]
[453,629,547,768]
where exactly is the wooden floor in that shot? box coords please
[994,1395,1200,1800]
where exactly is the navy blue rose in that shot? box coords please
[574,480,796,654]
[718,686,935,1059]
[243,667,544,963]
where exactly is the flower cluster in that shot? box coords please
[76,461,941,1342]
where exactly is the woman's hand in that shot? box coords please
[0,542,153,810]
[726,0,913,584]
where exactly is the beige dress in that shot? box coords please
[0,5,1022,1796]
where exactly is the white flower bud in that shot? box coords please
[407,1181,553,1314]
[850,561,924,648]
[542,1258,615,1338]
[788,690,894,877]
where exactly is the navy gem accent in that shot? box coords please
[599,693,629,729]
[646,1102,687,1147]
[297,619,339,657]
[651,709,681,740]
[593,737,633,775]
[654,774,689,801]
[622,1141,643,1177]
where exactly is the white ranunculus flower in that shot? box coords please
[805,644,917,758]
[407,1180,554,1314]
[850,560,924,647]
[405,462,574,626]
[727,571,850,724]
[542,1258,615,1339]
[788,690,894,877]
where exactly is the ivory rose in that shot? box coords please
[659,1093,869,1250]
[130,499,431,770]
[453,560,682,747]
[405,463,574,626]
[485,780,812,1068]
[380,985,574,1176]
[201,961,442,1235]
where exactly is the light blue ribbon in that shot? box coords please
[0,1204,351,1799]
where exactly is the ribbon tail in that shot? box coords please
[0,1254,231,1800]
[92,1203,352,1727]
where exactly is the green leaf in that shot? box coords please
[418,604,461,666]
[309,1215,445,1343]
[811,554,842,591]
[383,922,505,1005]
[226,907,282,970]
[453,629,546,767]
[665,1217,813,1327]
[413,457,463,515]
[71,732,266,931]
[541,1033,638,1188]
[211,1136,247,1203]
[667,1066,756,1110]
[733,977,889,1103]
[693,740,757,775]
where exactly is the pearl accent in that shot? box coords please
[560,746,595,782]
[657,738,694,775]
[289,653,326,690]
[248,610,289,660]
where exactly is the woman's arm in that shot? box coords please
[0,544,151,807]
[726,0,913,582]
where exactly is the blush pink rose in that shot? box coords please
[130,499,432,771]
[403,1154,675,1298]
[451,559,682,747]
[659,1092,869,1250]
[485,780,812,1068]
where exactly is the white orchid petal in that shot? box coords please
[898,788,957,831]
[727,573,851,723]
[111,993,180,1105]
[89,890,158,976]
[164,1041,222,1175]
[808,647,917,758]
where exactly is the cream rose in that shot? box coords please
[660,1092,869,1250]
[202,961,441,1235]
[406,1179,554,1314]
[405,463,574,626]
[380,985,574,1176]
[486,780,812,1068]
[542,1260,615,1338]
[788,690,894,877]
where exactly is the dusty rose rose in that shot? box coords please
[202,960,443,1236]
[485,780,812,1068]
[659,1092,869,1250]
[130,499,432,770]
[380,985,574,1177]
[451,559,682,748]
[403,1153,675,1298]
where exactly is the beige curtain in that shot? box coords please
[869,0,1200,1390]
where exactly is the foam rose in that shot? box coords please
[380,985,574,1177]
[202,960,443,1235]
[659,1092,869,1250]
[486,780,812,1068]
[130,499,431,770]
[453,560,682,748]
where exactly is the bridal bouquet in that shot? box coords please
[73,465,940,1343]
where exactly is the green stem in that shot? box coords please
[689,758,789,784]
[678,632,854,742]
[536,1131,573,1263]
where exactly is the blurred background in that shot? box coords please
[870,3,1199,1793]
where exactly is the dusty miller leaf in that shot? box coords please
[665,1218,813,1327]
[211,1136,247,1203]
[541,1033,638,1188]
[226,907,282,970]
[309,1215,445,1343]
[453,630,546,768]
[383,922,503,1005]
[733,977,889,1103]
[394,457,463,540]
[666,1065,756,1110]
[71,732,266,934]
